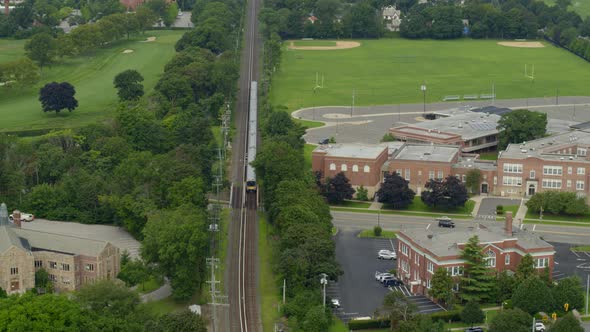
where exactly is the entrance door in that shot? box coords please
[528,184,536,196]
[10,280,19,291]
[481,183,488,194]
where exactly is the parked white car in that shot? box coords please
[535,322,545,332]
[9,213,34,222]
[375,271,394,282]
[377,249,397,260]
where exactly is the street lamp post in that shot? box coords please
[420,84,427,114]
[320,273,328,307]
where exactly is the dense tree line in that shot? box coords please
[253,107,341,330]
[0,280,207,331]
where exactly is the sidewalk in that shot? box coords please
[140,280,172,303]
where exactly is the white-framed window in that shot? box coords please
[502,176,522,186]
[503,163,523,173]
[341,164,347,172]
[446,266,463,276]
[401,260,409,272]
[437,171,443,179]
[505,254,510,265]
[542,179,562,189]
[10,267,18,275]
[578,167,586,175]
[427,261,434,273]
[568,167,573,175]
[48,274,57,282]
[61,263,70,271]
[577,181,585,191]
[543,166,563,176]
[329,163,336,171]
[85,264,94,271]
[352,165,359,172]
[426,279,432,289]
[530,170,536,179]
[364,165,370,173]
[396,169,402,176]
[485,250,496,267]
[34,260,42,268]
[567,180,572,188]
[414,254,420,265]
[405,169,411,180]
[400,244,409,256]
[413,270,419,281]
[49,261,57,269]
[452,283,460,292]
[493,176,497,185]
[418,170,422,176]
[429,171,435,179]
[535,257,549,269]
[578,148,587,156]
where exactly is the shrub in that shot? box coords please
[329,136,336,143]
[429,310,462,322]
[356,186,369,201]
[496,205,504,214]
[374,226,382,237]
[348,318,390,330]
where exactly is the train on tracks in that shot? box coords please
[246,81,258,193]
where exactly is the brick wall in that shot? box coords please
[0,246,35,294]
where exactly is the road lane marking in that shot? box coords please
[533,225,537,231]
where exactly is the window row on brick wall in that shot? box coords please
[35,260,93,272]
[329,163,370,173]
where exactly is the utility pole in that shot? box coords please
[421,84,427,114]
[207,257,220,332]
[351,88,355,117]
[586,273,589,315]
[320,273,328,307]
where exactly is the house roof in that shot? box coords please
[12,228,109,256]
[393,143,459,163]
[313,143,387,159]
[400,224,553,258]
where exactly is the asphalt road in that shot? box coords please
[296,96,590,144]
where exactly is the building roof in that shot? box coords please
[400,224,553,258]
[453,157,497,171]
[396,111,501,141]
[570,121,590,130]
[470,106,513,116]
[12,228,109,257]
[313,143,387,159]
[500,129,590,162]
[393,143,459,163]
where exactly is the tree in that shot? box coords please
[113,69,144,101]
[421,175,468,209]
[24,32,56,69]
[497,109,547,149]
[301,306,330,332]
[377,172,416,209]
[461,300,485,326]
[460,235,495,302]
[429,268,454,308]
[141,205,208,300]
[145,309,208,332]
[383,291,417,330]
[492,271,516,303]
[548,313,584,332]
[465,169,482,194]
[323,172,355,204]
[489,308,532,332]
[356,185,369,201]
[515,254,535,284]
[163,2,179,27]
[136,6,158,33]
[39,82,79,113]
[35,268,51,291]
[512,276,553,315]
[552,276,584,312]
[397,315,446,332]
[117,259,150,288]
[168,176,208,208]
[76,280,141,318]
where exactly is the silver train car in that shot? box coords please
[246,81,257,193]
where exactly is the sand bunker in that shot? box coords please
[140,36,157,43]
[122,49,134,54]
[288,41,361,50]
[497,41,545,48]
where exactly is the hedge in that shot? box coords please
[348,318,390,330]
[429,310,462,322]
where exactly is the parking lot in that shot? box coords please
[551,241,590,284]
[332,230,445,321]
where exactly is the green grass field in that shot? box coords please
[259,214,281,332]
[544,0,590,17]
[271,39,590,111]
[0,30,184,132]
[0,38,26,63]
[294,40,337,47]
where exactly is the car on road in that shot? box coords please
[330,298,341,308]
[9,213,34,222]
[378,249,397,260]
[437,216,455,228]
[318,137,329,145]
[375,272,394,282]
[383,278,402,287]
[535,322,545,332]
[465,327,483,332]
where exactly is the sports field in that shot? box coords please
[543,0,590,18]
[270,39,590,111]
[0,30,184,132]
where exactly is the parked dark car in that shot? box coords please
[318,138,329,145]
[383,278,402,287]
[437,216,455,228]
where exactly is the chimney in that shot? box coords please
[12,210,21,228]
[505,211,513,237]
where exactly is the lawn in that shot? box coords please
[496,205,519,220]
[294,40,337,47]
[385,197,475,215]
[304,143,316,170]
[0,38,26,63]
[358,229,397,238]
[478,152,498,161]
[572,245,590,252]
[0,30,184,133]
[271,39,590,111]
[259,214,281,332]
[334,200,372,209]
[525,210,590,222]
[137,276,163,294]
[141,296,187,316]
[544,0,590,17]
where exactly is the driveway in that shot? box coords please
[476,198,521,221]
[22,219,141,259]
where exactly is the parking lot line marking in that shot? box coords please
[389,239,395,251]
[572,250,581,258]
[585,252,590,258]
[533,224,537,231]
[426,224,431,230]
[555,262,559,265]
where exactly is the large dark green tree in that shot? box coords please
[39,82,79,113]
[428,268,454,308]
[515,254,535,284]
[113,69,144,101]
[377,172,416,209]
[552,276,584,312]
[421,175,468,209]
[548,313,584,332]
[461,300,485,327]
[323,172,355,205]
[459,235,495,302]
[489,308,532,332]
[497,109,547,149]
[25,32,56,69]
[145,309,208,332]
[383,291,417,331]
[512,276,554,315]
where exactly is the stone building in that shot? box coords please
[396,212,555,296]
[0,203,120,294]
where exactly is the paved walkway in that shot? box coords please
[140,280,172,303]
